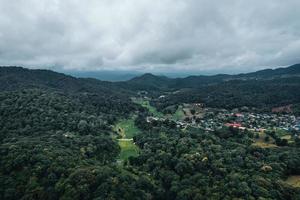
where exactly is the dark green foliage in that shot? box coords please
[130,122,300,200]
[121,64,300,113]
[152,77,300,113]
[264,136,270,142]
[123,63,300,91]
[0,66,158,199]
[56,166,156,200]
[266,131,289,147]
[0,89,126,199]
[1,66,300,199]
[292,104,300,116]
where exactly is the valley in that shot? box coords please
[1,65,300,199]
[114,117,140,161]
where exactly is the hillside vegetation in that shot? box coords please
[0,65,300,199]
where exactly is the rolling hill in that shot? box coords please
[125,63,300,90]
[1,64,300,112]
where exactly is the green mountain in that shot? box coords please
[125,63,300,90]
[0,66,130,95]
[1,64,300,112]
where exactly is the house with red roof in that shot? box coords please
[225,123,242,128]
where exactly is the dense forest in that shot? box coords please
[0,66,300,199]
[122,64,300,114]
[132,116,300,199]
[0,89,144,199]
[0,68,149,199]
[151,77,300,113]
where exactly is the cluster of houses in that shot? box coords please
[136,93,300,134]
[146,106,300,134]
[197,109,300,132]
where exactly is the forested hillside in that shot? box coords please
[123,64,300,113]
[0,66,132,96]
[0,66,300,199]
[152,77,300,113]
[0,67,153,199]
[124,64,300,90]
[0,89,152,199]
[132,116,300,199]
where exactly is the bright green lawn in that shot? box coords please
[172,105,185,121]
[115,117,140,161]
[133,98,164,118]
[118,140,139,160]
[115,118,140,139]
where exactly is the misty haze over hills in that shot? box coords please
[39,63,299,82]
[59,63,300,81]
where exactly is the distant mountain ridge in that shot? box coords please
[0,66,129,96]
[66,70,141,81]
[1,64,300,111]
[1,63,300,92]
[126,63,300,90]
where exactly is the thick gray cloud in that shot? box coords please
[0,0,300,72]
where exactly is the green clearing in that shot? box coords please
[252,131,278,148]
[114,117,140,161]
[274,128,290,137]
[172,105,185,121]
[252,141,278,148]
[284,175,300,188]
[281,135,292,140]
[115,118,140,139]
[133,98,164,118]
[118,139,139,160]
[273,128,294,143]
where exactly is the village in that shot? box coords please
[145,101,300,135]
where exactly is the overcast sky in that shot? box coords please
[0,0,300,73]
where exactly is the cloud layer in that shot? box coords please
[0,0,300,72]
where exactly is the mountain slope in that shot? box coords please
[125,73,173,90]
[239,63,300,78]
[0,66,127,94]
[0,66,138,116]
[125,64,300,90]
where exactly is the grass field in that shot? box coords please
[275,129,294,143]
[133,98,164,118]
[115,118,140,139]
[252,141,278,148]
[252,132,278,148]
[172,105,185,121]
[114,117,140,161]
[274,128,290,137]
[118,139,139,160]
[285,175,300,187]
[281,135,292,140]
